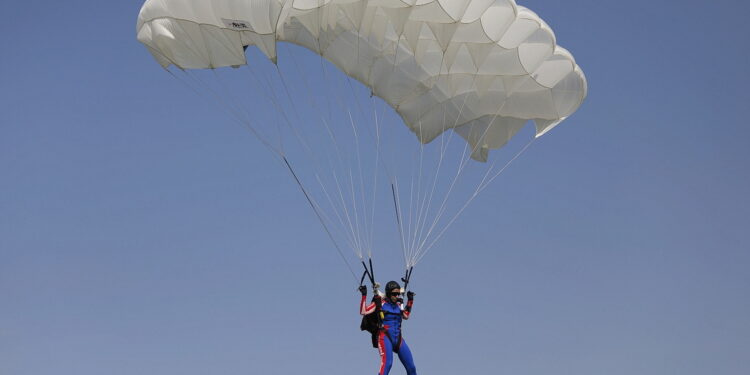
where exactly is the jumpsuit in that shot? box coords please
[360,295,417,375]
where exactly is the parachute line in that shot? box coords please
[410,87,522,266]
[283,156,358,281]
[275,46,373,260]
[409,120,427,262]
[391,182,407,266]
[414,137,535,264]
[172,69,282,157]
[253,48,369,261]
[407,76,478,267]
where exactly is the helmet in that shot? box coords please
[385,280,401,297]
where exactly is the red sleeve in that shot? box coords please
[402,299,414,319]
[360,295,376,315]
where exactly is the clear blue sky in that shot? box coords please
[2,1,749,374]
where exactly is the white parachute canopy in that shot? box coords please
[137,0,586,162]
[136,0,587,272]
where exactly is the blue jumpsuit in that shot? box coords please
[360,295,417,375]
[378,301,417,375]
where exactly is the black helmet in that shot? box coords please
[385,280,401,297]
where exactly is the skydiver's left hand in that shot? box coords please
[407,291,415,300]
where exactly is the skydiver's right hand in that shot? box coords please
[359,285,367,296]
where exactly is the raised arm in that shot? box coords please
[402,291,414,320]
[359,285,379,315]
[360,295,377,315]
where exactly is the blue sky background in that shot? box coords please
[2,1,749,374]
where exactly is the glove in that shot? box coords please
[406,291,415,300]
[359,285,367,296]
[373,294,382,304]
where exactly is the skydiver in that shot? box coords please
[359,281,417,375]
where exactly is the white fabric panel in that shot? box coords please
[137,0,587,161]
[455,116,527,161]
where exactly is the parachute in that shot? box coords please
[136,0,587,280]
